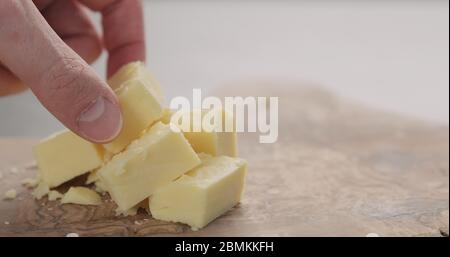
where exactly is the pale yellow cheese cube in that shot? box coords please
[164,109,238,157]
[98,122,201,211]
[103,78,164,154]
[184,130,237,157]
[108,61,164,104]
[149,154,247,230]
[33,130,104,188]
[61,187,102,205]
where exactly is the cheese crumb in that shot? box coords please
[93,185,105,194]
[4,221,10,225]
[93,180,107,194]
[33,183,50,199]
[21,177,39,188]
[115,206,138,217]
[48,190,63,201]
[61,187,102,205]
[10,167,18,174]
[66,233,79,237]
[3,189,17,200]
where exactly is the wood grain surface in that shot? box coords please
[0,85,448,236]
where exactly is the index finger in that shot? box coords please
[79,0,145,77]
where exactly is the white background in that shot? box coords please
[0,0,448,136]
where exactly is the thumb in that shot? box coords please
[0,1,122,143]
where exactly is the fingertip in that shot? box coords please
[77,95,123,143]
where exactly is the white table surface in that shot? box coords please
[0,1,448,136]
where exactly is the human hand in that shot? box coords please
[0,0,145,143]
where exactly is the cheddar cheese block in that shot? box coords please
[107,61,164,104]
[98,122,201,211]
[163,109,238,157]
[149,154,247,230]
[33,130,104,188]
[103,78,163,154]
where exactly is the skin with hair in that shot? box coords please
[0,0,145,143]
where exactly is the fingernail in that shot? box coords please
[77,96,122,143]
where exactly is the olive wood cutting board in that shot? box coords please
[0,84,448,236]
